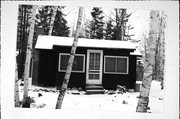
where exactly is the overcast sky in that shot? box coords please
[62,7,150,41]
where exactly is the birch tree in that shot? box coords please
[14,61,20,107]
[23,5,37,102]
[48,6,58,35]
[136,10,160,112]
[153,12,165,85]
[55,7,83,109]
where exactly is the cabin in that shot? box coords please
[32,35,141,91]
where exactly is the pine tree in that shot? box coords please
[89,7,104,39]
[36,6,52,35]
[36,6,70,37]
[104,19,115,40]
[52,7,70,36]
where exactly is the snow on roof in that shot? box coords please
[130,49,142,56]
[35,35,137,50]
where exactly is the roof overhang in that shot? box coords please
[130,49,142,56]
[35,35,137,50]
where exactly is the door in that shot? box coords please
[86,50,103,85]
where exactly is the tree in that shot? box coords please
[16,5,32,79]
[23,5,37,103]
[36,6,70,37]
[35,6,52,35]
[104,19,115,40]
[89,7,104,39]
[55,7,83,109]
[104,9,132,40]
[52,7,70,36]
[48,6,58,35]
[14,61,20,107]
[153,12,166,85]
[136,10,165,112]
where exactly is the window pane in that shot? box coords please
[95,53,100,70]
[94,74,99,79]
[89,53,100,70]
[89,74,94,79]
[60,54,84,72]
[73,56,84,71]
[89,53,95,70]
[117,58,127,73]
[105,57,116,72]
[60,55,69,70]
[89,74,99,80]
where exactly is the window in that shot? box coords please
[104,56,128,74]
[59,53,85,72]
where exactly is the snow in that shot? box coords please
[35,35,137,50]
[148,81,164,113]
[18,80,164,113]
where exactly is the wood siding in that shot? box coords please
[34,46,136,90]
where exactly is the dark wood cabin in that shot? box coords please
[32,35,141,90]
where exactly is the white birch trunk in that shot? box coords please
[55,7,83,109]
[136,10,160,112]
[23,5,37,100]
[48,6,58,35]
[14,62,20,107]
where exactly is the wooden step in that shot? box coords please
[86,90,105,94]
[85,85,105,94]
[86,85,104,90]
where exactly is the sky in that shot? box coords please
[62,7,150,41]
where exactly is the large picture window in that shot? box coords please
[104,56,128,74]
[59,53,85,72]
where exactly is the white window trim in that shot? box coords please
[104,55,129,74]
[58,53,85,73]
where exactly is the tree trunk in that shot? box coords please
[136,10,160,113]
[23,5,37,101]
[15,62,20,107]
[55,7,83,109]
[48,6,58,35]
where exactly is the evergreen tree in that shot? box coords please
[36,6,53,35]
[104,19,116,40]
[52,7,70,36]
[36,6,70,37]
[89,7,104,39]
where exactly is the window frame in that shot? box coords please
[104,55,129,74]
[58,53,85,73]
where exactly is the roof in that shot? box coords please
[35,35,137,50]
[130,49,142,56]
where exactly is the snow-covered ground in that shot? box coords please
[18,80,164,113]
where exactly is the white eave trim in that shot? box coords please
[35,35,137,50]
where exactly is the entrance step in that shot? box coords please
[85,85,105,94]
